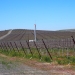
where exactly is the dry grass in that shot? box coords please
[0,53,75,75]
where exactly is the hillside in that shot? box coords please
[58,29,75,32]
[0,29,75,41]
[0,30,10,37]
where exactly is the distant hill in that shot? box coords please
[57,29,75,32]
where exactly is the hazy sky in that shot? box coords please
[0,0,75,31]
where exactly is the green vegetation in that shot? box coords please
[56,56,75,65]
[0,48,75,65]
[0,48,52,63]
[0,56,12,69]
[1,60,12,69]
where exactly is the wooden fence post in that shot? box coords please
[14,42,19,53]
[20,42,27,55]
[7,42,11,51]
[26,40,33,56]
[71,36,75,44]
[1,43,4,51]
[34,41,41,59]
[3,42,8,52]
[71,36,75,55]
[10,42,15,52]
[42,39,52,60]
[0,44,3,51]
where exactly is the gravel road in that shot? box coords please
[0,54,75,75]
[0,62,50,75]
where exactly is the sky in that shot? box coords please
[0,0,75,31]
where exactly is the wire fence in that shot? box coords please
[0,38,75,60]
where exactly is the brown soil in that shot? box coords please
[0,54,75,75]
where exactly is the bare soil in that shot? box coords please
[0,54,75,75]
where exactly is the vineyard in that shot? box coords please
[0,29,75,65]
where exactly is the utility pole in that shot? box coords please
[34,24,36,42]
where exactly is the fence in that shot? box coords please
[0,38,75,60]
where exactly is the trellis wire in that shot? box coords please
[0,38,75,60]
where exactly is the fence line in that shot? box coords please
[0,38,75,60]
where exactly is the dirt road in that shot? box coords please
[0,62,50,75]
[0,54,75,75]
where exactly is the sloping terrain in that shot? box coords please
[0,30,12,40]
[0,29,75,75]
[0,29,75,41]
[0,30,10,37]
